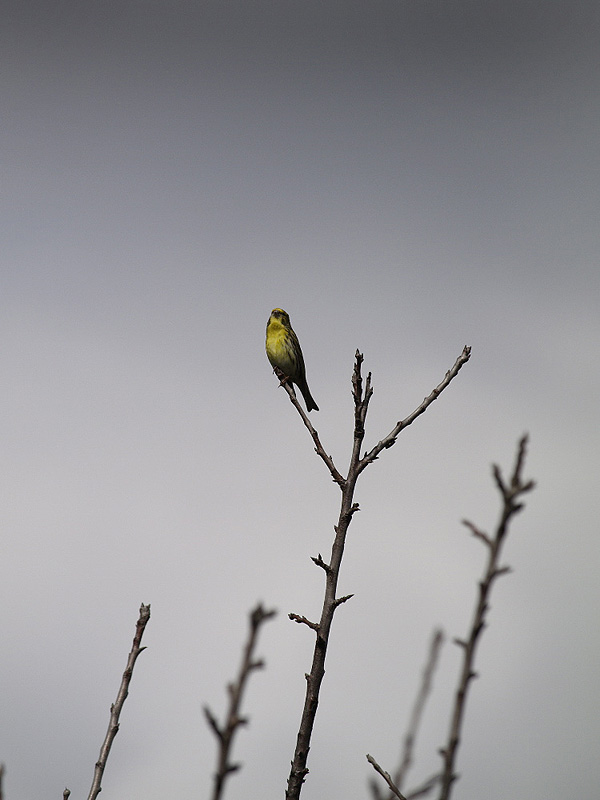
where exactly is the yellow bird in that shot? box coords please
[266,308,319,412]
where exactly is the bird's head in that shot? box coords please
[269,308,290,326]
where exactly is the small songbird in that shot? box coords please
[266,308,319,412]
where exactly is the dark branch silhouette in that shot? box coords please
[85,603,151,800]
[281,347,471,800]
[204,603,276,800]
[438,435,535,800]
[358,346,471,474]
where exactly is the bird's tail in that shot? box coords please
[298,380,319,412]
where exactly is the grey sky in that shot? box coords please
[1,2,599,799]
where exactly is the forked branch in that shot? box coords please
[438,435,535,800]
[283,347,471,800]
[204,603,276,800]
[359,346,471,473]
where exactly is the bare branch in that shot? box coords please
[493,565,512,579]
[367,754,409,800]
[462,519,492,547]
[285,353,374,800]
[368,630,444,800]
[203,706,223,741]
[285,349,471,800]
[492,463,507,496]
[333,593,354,607]
[352,350,366,404]
[288,613,320,631]
[438,435,534,800]
[87,603,151,800]
[206,603,276,800]
[311,553,331,572]
[396,629,444,792]
[406,772,442,799]
[359,346,471,473]
[273,367,346,487]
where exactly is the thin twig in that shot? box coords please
[438,435,535,800]
[396,629,444,792]
[273,367,345,487]
[285,353,371,800]
[204,603,276,800]
[369,630,444,800]
[0,764,4,800]
[87,603,151,800]
[285,348,471,800]
[310,554,330,572]
[289,613,320,631]
[405,772,442,799]
[366,755,408,800]
[358,346,471,474]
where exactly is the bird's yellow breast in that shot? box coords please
[266,317,294,373]
[266,317,286,345]
[266,319,285,354]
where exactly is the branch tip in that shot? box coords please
[334,593,354,607]
[207,604,275,800]
[311,554,330,571]
[358,344,472,473]
[439,435,534,800]
[366,754,409,800]
[493,565,512,578]
[288,613,320,632]
[86,604,152,800]
[463,520,493,546]
[286,347,474,800]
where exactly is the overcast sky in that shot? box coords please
[1,2,599,799]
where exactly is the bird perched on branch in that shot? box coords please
[266,308,319,412]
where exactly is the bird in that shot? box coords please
[266,308,319,412]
